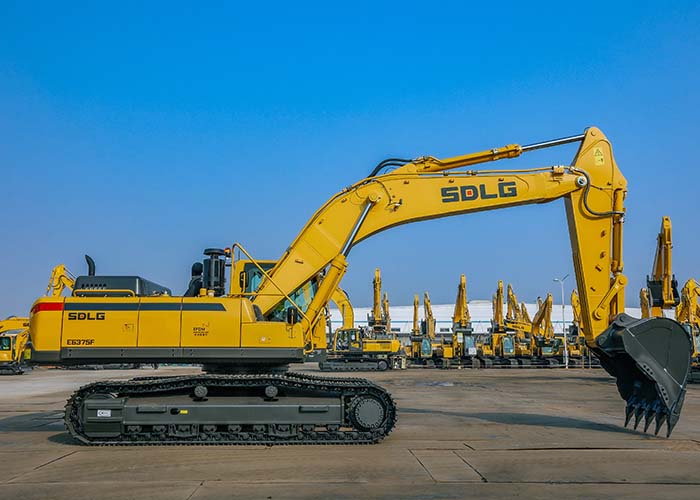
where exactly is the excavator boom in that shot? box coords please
[452,274,471,328]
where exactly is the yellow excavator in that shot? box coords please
[452,274,477,364]
[420,284,468,368]
[640,216,680,317]
[0,263,76,374]
[321,270,406,371]
[676,279,700,381]
[0,317,31,374]
[530,294,563,365]
[367,268,391,336]
[566,290,588,364]
[482,281,517,367]
[409,292,446,366]
[407,294,421,359]
[28,126,691,444]
[504,283,535,364]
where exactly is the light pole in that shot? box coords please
[553,274,569,369]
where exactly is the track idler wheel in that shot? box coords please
[348,395,387,432]
[594,314,692,437]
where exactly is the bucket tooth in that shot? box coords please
[624,402,635,427]
[643,404,656,433]
[633,404,644,430]
[666,398,683,437]
[655,411,667,436]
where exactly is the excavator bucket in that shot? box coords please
[595,314,691,437]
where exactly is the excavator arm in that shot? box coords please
[521,303,532,324]
[506,284,520,322]
[330,287,354,330]
[676,279,700,356]
[412,294,420,335]
[382,292,391,335]
[422,292,436,340]
[452,274,471,329]
[504,284,531,333]
[46,264,75,297]
[492,281,506,332]
[531,294,554,339]
[677,279,700,326]
[369,268,382,327]
[571,290,582,332]
[249,126,690,436]
[640,288,652,319]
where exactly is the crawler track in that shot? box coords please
[64,372,397,445]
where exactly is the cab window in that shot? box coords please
[0,337,11,350]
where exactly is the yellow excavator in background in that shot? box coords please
[640,288,652,319]
[640,217,680,317]
[29,126,692,444]
[479,281,516,367]
[428,288,464,368]
[47,264,76,298]
[0,317,31,374]
[452,274,477,364]
[566,290,587,364]
[473,287,498,365]
[367,268,391,336]
[531,294,562,365]
[409,289,465,368]
[321,270,406,371]
[409,292,441,366]
[504,283,535,364]
[0,263,76,374]
[569,289,600,368]
[676,279,700,381]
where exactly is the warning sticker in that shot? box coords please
[593,147,605,165]
[97,409,112,418]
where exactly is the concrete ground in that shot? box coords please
[0,365,698,500]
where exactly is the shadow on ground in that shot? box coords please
[401,408,642,435]
[0,411,64,432]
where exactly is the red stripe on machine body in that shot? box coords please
[31,302,64,314]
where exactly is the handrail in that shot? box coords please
[229,242,313,331]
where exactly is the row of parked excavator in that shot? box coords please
[323,216,699,376]
[406,279,596,369]
[322,268,594,371]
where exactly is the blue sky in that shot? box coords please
[1,1,699,316]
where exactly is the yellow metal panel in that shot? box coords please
[29,299,64,352]
[180,297,242,348]
[62,298,139,348]
[137,297,183,347]
[240,322,302,349]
